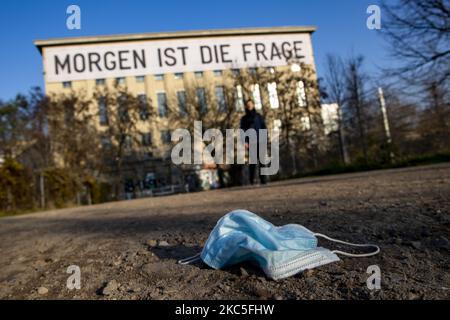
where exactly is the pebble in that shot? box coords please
[158,240,170,247]
[304,269,315,277]
[37,287,48,295]
[102,280,119,296]
[240,267,249,277]
[410,241,421,249]
[147,239,158,247]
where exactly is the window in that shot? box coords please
[161,130,171,144]
[268,82,279,109]
[297,81,307,107]
[177,91,187,116]
[249,67,257,75]
[215,86,227,112]
[300,116,311,131]
[154,74,164,81]
[116,77,126,85]
[235,85,244,112]
[251,84,262,110]
[96,78,106,86]
[123,134,133,150]
[291,63,301,73]
[194,71,203,78]
[273,119,282,132]
[118,94,129,122]
[232,69,240,77]
[213,70,223,77]
[196,87,207,114]
[138,94,149,120]
[100,136,112,149]
[98,97,108,126]
[157,92,168,118]
[174,73,184,79]
[62,81,72,89]
[141,132,152,147]
[136,75,145,83]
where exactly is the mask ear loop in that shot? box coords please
[314,233,380,257]
[178,253,201,265]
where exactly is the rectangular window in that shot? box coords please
[215,86,227,112]
[98,97,108,126]
[154,74,164,81]
[177,91,187,116]
[196,87,207,114]
[235,85,244,112]
[161,130,171,144]
[268,82,279,109]
[194,71,203,78]
[297,81,307,107]
[116,77,126,85]
[118,94,129,122]
[138,94,149,120]
[174,72,184,79]
[123,134,133,150]
[100,136,112,149]
[251,84,263,110]
[300,116,311,131]
[232,69,240,77]
[213,70,223,77]
[249,67,257,75]
[62,81,72,88]
[141,132,152,147]
[96,78,106,86]
[273,119,282,132]
[136,75,145,83]
[157,92,168,118]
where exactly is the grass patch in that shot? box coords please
[296,151,450,179]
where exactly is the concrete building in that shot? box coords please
[34,26,322,196]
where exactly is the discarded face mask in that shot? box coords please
[178,210,380,280]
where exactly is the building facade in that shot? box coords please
[34,26,323,196]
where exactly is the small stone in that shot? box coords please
[274,295,283,300]
[410,241,421,249]
[305,269,315,277]
[37,287,48,295]
[146,239,157,247]
[240,267,249,277]
[158,240,170,247]
[395,238,403,245]
[102,280,119,296]
[408,292,419,300]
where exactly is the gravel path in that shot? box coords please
[1,164,449,300]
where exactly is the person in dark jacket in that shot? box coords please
[240,99,267,185]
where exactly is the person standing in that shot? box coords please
[240,99,267,185]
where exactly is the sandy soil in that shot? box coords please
[0,164,449,300]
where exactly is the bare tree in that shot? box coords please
[344,55,370,164]
[381,0,450,87]
[93,85,154,199]
[324,54,350,164]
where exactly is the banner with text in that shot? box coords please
[43,33,314,82]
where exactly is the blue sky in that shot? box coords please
[0,0,388,100]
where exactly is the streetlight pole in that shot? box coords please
[378,87,394,161]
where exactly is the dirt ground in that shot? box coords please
[0,164,449,300]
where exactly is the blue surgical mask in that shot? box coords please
[179,210,380,280]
